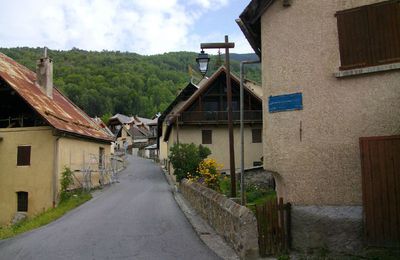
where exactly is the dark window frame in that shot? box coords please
[252,128,262,143]
[17,145,31,166]
[202,129,212,144]
[17,191,28,212]
[336,0,400,70]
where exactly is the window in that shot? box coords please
[202,130,212,144]
[252,129,262,143]
[17,191,28,212]
[17,146,31,166]
[336,0,400,70]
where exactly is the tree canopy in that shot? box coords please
[0,47,261,118]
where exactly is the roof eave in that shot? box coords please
[237,0,276,59]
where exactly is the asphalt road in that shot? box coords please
[0,155,220,260]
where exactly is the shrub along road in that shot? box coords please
[0,155,220,260]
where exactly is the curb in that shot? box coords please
[160,166,240,260]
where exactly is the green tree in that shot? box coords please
[168,143,211,182]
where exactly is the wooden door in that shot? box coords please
[360,135,400,247]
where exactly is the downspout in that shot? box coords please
[240,59,260,206]
[53,135,62,207]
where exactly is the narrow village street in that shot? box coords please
[0,155,220,260]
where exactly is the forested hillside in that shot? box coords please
[0,47,260,118]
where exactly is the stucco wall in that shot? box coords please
[0,127,55,225]
[159,122,169,163]
[162,124,263,173]
[0,127,112,225]
[115,127,132,148]
[261,0,400,206]
[57,136,111,190]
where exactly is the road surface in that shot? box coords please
[0,155,220,260]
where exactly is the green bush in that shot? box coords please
[168,143,211,182]
[60,167,74,202]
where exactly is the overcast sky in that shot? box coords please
[0,0,253,55]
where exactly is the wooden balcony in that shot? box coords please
[179,110,262,124]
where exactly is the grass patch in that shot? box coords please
[0,191,91,240]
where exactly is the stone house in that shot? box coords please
[158,66,264,174]
[238,0,400,252]
[0,52,114,225]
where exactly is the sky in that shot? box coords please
[0,0,253,55]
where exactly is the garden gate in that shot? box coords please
[255,197,291,256]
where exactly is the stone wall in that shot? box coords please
[291,205,363,253]
[180,179,259,259]
[242,167,275,190]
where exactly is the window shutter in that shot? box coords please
[202,130,212,144]
[336,0,400,70]
[336,7,369,70]
[17,146,31,166]
[367,0,400,65]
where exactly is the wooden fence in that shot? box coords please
[255,197,291,257]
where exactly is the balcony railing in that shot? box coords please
[180,110,262,124]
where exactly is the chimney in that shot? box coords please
[36,47,53,98]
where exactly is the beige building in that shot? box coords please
[238,0,400,252]
[158,67,263,174]
[0,52,114,225]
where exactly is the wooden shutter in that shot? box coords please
[202,130,212,144]
[17,146,31,166]
[367,0,400,65]
[336,7,369,70]
[336,0,400,70]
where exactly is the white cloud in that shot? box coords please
[0,0,251,54]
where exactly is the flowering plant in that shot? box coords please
[188,158,223,191]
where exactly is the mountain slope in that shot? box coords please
[0,47,260,117]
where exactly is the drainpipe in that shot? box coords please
[53,135,62,207]
[240,60,260,206]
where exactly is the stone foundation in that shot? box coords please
[291,205,363,253]
[180,179,259,259]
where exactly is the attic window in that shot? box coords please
[17,145,31,166]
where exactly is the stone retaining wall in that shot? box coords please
[180,179,259,259]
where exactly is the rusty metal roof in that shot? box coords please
[0,53,114,142]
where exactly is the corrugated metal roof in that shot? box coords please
[0,53,114,142]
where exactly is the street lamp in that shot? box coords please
[198,35,237,198]
[196,50,210,76]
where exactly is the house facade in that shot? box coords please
[159,67,264,174]
[108,113,156,155]
[0,52,114,225]
[238,0,400,251]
